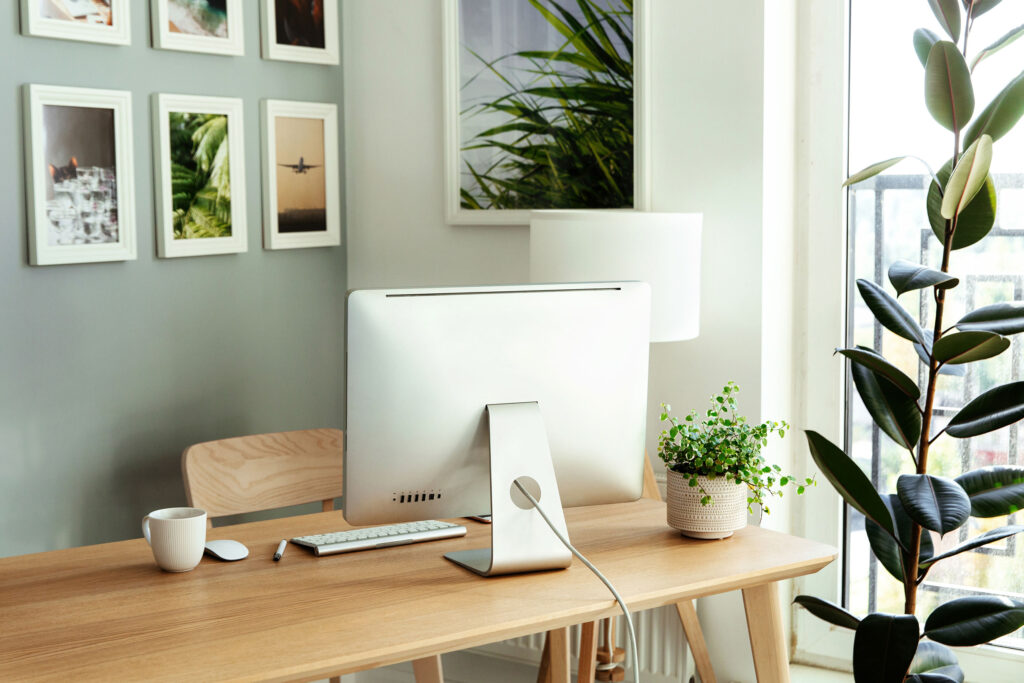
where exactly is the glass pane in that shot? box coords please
[847,0,1024,650]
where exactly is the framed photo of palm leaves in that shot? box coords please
[153,94,246,258]
[261,99,340,249]
[443,0,650,226]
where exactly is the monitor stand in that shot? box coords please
[445,402,573,576]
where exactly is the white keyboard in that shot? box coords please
[291,520,467,556]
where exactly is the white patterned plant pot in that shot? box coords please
[666,470,748,539]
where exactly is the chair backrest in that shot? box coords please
[182,428,344,523]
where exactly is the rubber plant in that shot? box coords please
[795,2,1024,681]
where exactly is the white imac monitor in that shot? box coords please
[344,282,650,575]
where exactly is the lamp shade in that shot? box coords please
[529,210,702,343]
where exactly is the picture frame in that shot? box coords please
[23,84,136,266]
[151,0,244,56]
[153,93,247,258]
[20,0,131,46]
[261,0,339,65]
[261,100,340,250]
[442,0,651,226]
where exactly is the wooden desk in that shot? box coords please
[0,499,835,682]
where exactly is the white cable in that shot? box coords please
[513,480,641,683]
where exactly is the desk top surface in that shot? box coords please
[0,499,835,682]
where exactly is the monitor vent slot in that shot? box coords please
[393,490,442,504]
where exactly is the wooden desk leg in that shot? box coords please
[742,582,790,683]
[675,600,716,683]
[547,627,571,683]
[578,621,599,683]
[412,655,444,683]
[538,634,552,683]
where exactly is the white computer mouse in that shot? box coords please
[204,539,249,561]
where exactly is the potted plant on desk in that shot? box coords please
[657,382,813,539]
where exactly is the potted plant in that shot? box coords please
[796,2,1024,680]
[658,382,812,539]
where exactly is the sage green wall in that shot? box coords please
[0,4,346,557]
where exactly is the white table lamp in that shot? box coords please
[529,210,702,342]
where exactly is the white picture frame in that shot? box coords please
[151,0,244,56]
[20,0,131,46]
[261,0,339,65]
[153,93,247,258]
[442,0,651,226]
[261,100,341,250]
[24,84,136,266]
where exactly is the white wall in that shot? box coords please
[345,1,772,680]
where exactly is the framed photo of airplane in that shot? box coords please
[260,99,340,249]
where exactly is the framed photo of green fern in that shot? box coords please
[443,0,649,226]
[153,93,247,258]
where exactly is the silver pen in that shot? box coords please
[274,539,287,561]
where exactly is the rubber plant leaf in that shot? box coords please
[928,0,961,42]
[946,381,1024,438]
[924,596,1024,646]
[956,301,1024,335]
[932,330,1009,365]
[927,159,996,250]
[925,41,974,132]
[857,279,926,345]
[793,595,860,630]
[964,71,1024,147]
[954,465,1024,516]
[940,135,993,219]
[853,613,921,683]
[888,260,959,297]
[896,474,971,535]
[805,431,895,537]
[837,346,919,398]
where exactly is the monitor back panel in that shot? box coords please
[344,283,650,525]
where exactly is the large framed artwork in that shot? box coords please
[20,0,131,46]
[151,0,244,56]
[23,84,136,266]
[261,100,340,250]
[153,94,247,258]
[261,0,339,65]
[443,0,649,226]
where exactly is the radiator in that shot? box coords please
[474,605,691,682]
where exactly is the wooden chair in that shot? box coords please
[181,428,444,683]
[538,458,716,683]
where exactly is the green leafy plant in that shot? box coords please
[460,0,633,210]
[169,112,231,239]
[658,382,811,513]
[796,2,1024,680]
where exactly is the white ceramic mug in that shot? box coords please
[142,507,207,572]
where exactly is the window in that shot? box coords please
[846,0,1024,650]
